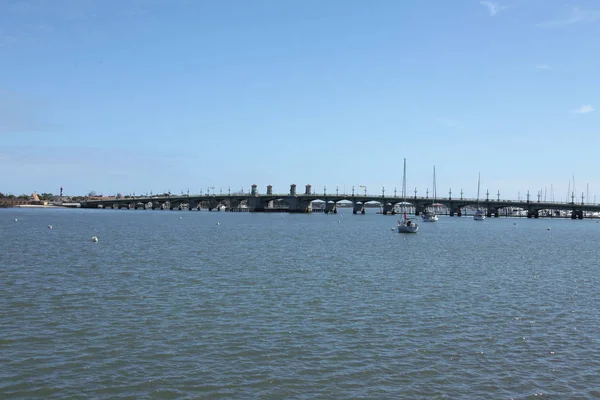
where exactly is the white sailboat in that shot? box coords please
[474,172,486,221]
[421,165,439,222]
[398,158,419,233]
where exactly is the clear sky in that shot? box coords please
[1,0,599,201]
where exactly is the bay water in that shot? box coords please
[2,208,600,398]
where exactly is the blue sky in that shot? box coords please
[1,0,599,201]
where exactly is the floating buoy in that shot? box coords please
[48,225,53,229]
[216,222,220,225]
[338,220,341,223]
[514,222,516,225]
[91,236,99,242]
[14,218,18,222]
[547,228,551,231]
[391,227,397,231]
[179,216,182,219]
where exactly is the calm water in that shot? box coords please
[2,208,600,399]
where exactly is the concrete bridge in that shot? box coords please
[79,184,600,219]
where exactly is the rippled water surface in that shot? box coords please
[2,208,600,399]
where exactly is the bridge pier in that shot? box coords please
[353,201,365,215]
[527,209,539,218]
[248,197,268,212]
[450,207,461,217]
[414,205,424,216]
[382,203,394,215]
[571,210,583,219]
[324,201,337,214]
[285,198,312,213]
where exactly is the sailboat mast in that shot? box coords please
[402,158,407,201]
[477,173,481,205]
[433,165,437,201]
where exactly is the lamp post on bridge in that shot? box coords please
[336,186,339,196]
[526,190,530,203]
[426,188,429,199]
[414,187,417,199]
[449,188,452,200]
[364,186,367,196]
[382,187,385,198]
[352,186,355,196]
[460,189,463,200]
[581,192,585,205]
[324,185,327,196]
[537,191,541,203]
[497,190,500,201]
[394,187,397,197]
[486,189,489,202]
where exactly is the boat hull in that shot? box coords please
[398,224,419,233]
[421,214,439,222]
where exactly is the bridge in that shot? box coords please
[78,184,600,219]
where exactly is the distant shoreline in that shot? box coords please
[13,204,61,208]
[3,204,81,209]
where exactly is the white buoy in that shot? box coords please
[14,218,18,222]
[48,225,53,229]
[91,236,99,242]
[216,222,220,225]
[391,227,396,231]
[179,216,182,219]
